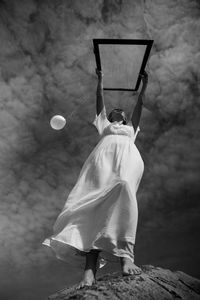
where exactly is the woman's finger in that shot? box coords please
[140,70,149,77]
[96,68,102,73]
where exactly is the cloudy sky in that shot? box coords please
[0,0,199,299]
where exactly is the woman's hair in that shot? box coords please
[108,108,127,125]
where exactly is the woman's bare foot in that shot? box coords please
[76,250,100,289]
[120,257,142,276]
[76,269,96,289]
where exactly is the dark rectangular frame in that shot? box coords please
[93,39,154,91]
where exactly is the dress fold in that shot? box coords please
[42,105,144,269]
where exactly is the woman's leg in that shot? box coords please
[85,249,101,277]
[120,242,142,276]
[76,249,100,289]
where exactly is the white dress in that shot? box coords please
[42,105,144,269]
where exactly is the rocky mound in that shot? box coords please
[47,265,200,300]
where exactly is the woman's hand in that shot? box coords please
[96,68,104,81]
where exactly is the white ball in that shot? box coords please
[50,115,66,130]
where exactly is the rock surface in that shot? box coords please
[47,265,200,300]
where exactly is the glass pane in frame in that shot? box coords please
[93,39,154,91]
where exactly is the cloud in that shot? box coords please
[0,0,199,299]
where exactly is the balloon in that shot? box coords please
[50,115,66,130]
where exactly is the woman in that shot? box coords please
[42,68,148,290]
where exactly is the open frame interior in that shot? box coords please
[93,39,154,91]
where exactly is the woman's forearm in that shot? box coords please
[131,96,143,132]
[96,79,104,116]
[139,83,147,96]
[131,72,148,131]
[131,84,147,131]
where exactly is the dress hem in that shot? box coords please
[42,234,135,269]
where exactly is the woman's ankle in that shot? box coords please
[85,250,99,270]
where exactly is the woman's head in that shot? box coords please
[108,108,127,125]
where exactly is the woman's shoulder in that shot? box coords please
[125,121,134,128]
[125,121,140,134]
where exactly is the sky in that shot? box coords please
[0,0,199,299]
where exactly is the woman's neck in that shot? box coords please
[113,120,123,124]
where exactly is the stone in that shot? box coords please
[47,265,200,300]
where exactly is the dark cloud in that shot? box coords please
[0,0,199,299]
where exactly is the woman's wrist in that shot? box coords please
[97,80,103,88]
[96,69,104,82]
[140,71,148,90]
[141,83,147,93]
[138,94,144,103]
[98,78,103,84]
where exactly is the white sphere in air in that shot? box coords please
[50,115,66,130]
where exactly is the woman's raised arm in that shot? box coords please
[96,69,105,116]
[131,71,148,132]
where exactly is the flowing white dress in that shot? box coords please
[42,105,144,269]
